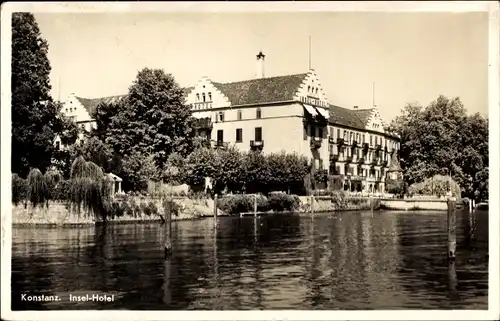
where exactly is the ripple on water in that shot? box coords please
[11,210,488,310]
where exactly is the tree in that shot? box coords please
[120,152,158,192]
[389,95,488,200]
[12,13,59,177]
[105,68,195,175]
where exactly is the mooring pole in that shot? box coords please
[472,199,476,211]
[447,197,457,262]
[311,194,315,214]
[214,194,218,228]
[469,199,473,213]
[164,198,173,257]
[254,194,257,218]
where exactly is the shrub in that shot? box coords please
[162,197,180,217]
[386,178,404,195]
[330,191,349,211]
[147,201,158,216]
[268,192,300,212]
[111,200,125,218]
[12,173,27,206]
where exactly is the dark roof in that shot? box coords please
[328,104,366,129]
[75,95,126,117]
[351,108,373,126]
[212,73,308,106]
[76,87,193,116]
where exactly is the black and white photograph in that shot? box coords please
[1,2,499,320]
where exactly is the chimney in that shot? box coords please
[353,105,358,109]
[256,51,265,78]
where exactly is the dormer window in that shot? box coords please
[208,92,212,101]
[196,93,200,102]
[308,86,311,92]
[202,93,206,102]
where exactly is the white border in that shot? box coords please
[1,2,499,321]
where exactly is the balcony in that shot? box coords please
[358,157,365,164]
[328,136,335,144]
[371,158,379,166]
[351,141,358,148]
[250,140,264,150]
[337,138,345,146]
[194,117,213,130]
[310,137,322,149]
[329,154,339,162]
[375,144,382,151]
[345,155,353,163]
[192,102,213,109]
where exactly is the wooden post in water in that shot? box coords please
[469,199,473,213]
[254,194,257,217]
[214,194,218,228]
[310,195,315,214]
[447,197,457,262]
[164,197,173,257]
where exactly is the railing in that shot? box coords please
[194,117,213,129]
[358,157,365,164]
[329,154,339,162]
[192,102,213,109]
[345,155,353,163]
[310,137,322,149]
[328,136,335,144]
[250,140,264,149]
[337,138,345,145]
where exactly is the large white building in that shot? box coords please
[58,52,400,193]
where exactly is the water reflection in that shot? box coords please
[12,210,488,310]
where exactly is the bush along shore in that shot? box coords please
[12,190,379,226]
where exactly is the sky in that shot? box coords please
[34,11,489,122]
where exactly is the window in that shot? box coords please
[343,130,347,139]
[303,125,308,140]
[308,85,311,92]
[236,128,243,142]
[370,135,373,146]
[315,88,318,95]
[337,129,340,139]
[218,112,225,122]
[237,110,242,120]
[329,127,333,137]
[318,127,323,138]
[256,108,261,119]
[217,130,223,143]
[202,93,206,102]
[196,93,200,101]
[356,133,360,143]
[255,127,262,141]
[375,136,378,146]
[208,92,212,101]
[350,132,353,144]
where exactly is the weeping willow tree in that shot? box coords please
[44,169,63,201]
[69,156,114,221]
[26,168,48,208]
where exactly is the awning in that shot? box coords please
[303,104,318,117]
[192,111,212,119]
[316,107,329,119]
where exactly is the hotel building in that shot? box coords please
[58,52,400,193]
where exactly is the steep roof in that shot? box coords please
[212,73,308,106]
[328,104,366,129]
[75,95,126,117]
[351,108,373,126]
[387,152,402,172]
[75,87,193,117]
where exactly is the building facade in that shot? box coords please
[59,51,400,194]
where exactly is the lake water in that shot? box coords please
[11,210,488,310]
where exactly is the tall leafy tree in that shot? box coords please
[12,13,59,177]
[105,68,196,173]
[388,95,488,200]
